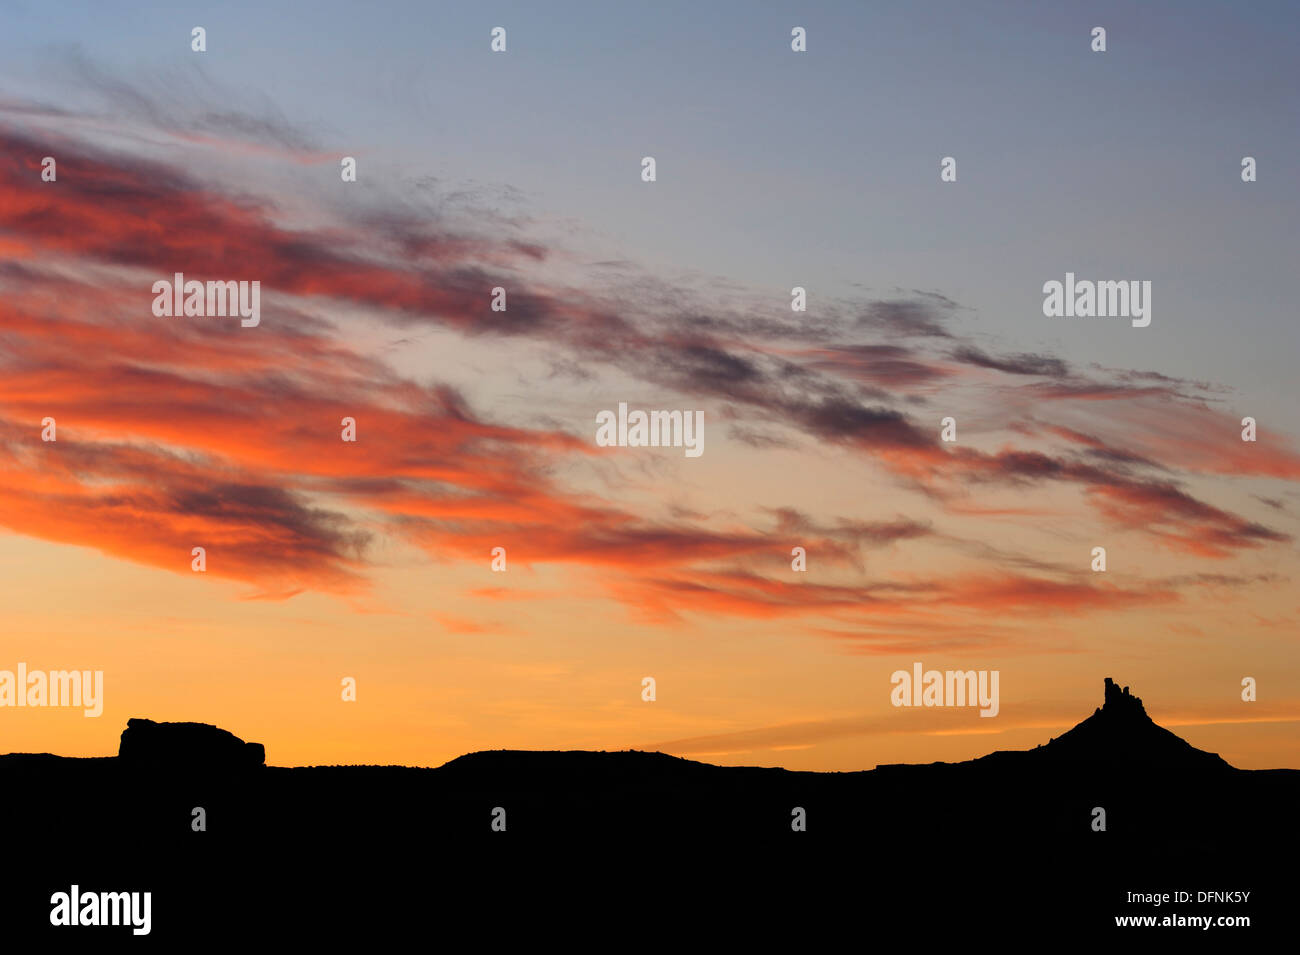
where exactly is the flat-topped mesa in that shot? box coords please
[1101,676,1149,720]
[118,718,265,771]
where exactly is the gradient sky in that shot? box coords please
[1,1,1298,770]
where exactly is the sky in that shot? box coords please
[0,1,1297,770]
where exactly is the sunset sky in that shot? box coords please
[1,1,1297,770]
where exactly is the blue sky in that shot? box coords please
[3,0,1295,422]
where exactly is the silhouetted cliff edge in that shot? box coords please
[1,678,1292,939]
[0,678,1289,845]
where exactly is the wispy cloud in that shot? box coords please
[0,79,1295,633]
